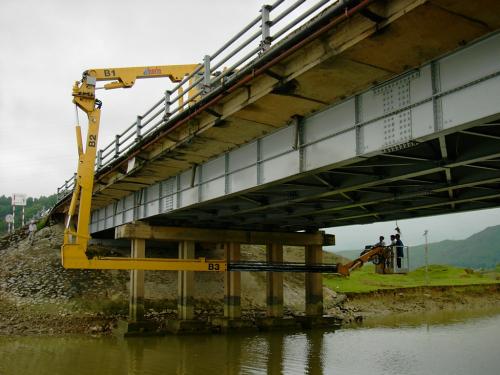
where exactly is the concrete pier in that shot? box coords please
[178,240,195,320]
[224,242,241,319]
[266,243,283,318]
[114,223,338,335]
[129,239,145,322]
[305,244,323,316]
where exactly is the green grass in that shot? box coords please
[324,264,500,293]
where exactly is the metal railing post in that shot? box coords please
[260,4,272,52]
[203,55,211,94]
[178,86,184,112]
[97,149,103,170]
[164,90,171,120]
[114,135,120,158]
[136,115,142,141]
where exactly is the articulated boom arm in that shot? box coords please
[61,64,228,272]
[336,245,386,276]
[84,64,199,90]
[61,64,381,275]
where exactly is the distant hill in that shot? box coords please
[336,225,500,270]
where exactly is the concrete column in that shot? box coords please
[224,242,241,319]
[305,244,323,316]
[266,243,283,317]
[129,239,145,322]
[178,240,195,320]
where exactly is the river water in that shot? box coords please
[1,310,499,375]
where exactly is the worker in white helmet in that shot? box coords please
[28,220,37,245]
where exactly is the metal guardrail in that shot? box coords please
[57,0,343,201]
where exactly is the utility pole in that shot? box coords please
[12,205,15,231]
[5,214,13,234]
[423,230,429,286]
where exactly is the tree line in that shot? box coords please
[0,194,57,235]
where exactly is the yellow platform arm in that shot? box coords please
[61,64,228,271]
[336,245,386,276]
[85,64,200,90]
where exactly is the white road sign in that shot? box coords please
[5,214,13,223]
[11,193,27,206]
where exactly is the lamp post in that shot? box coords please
[423,230,429,286]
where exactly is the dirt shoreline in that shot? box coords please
[1,283,499,336]
[344,284,500,320]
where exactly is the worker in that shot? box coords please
[375,235,386,247]
[390,234,396,245]
[28,220,37,245]
[395,233,404,268]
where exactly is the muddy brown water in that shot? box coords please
[1,309,499,375]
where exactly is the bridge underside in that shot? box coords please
[148,120,500,231]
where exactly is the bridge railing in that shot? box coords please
[57,0,343,200]
[57,173,76,201]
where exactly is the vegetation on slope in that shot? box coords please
[0,194,57,235]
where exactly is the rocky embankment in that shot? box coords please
[0,225,128,303]
[0,224,131,335]
[0,223,354,336]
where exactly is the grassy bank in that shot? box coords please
[324,264,500,293]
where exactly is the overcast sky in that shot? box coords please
[1,0,499,249]
[0,0,266,197]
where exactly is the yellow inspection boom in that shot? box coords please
[336,245,386,276]
[84,65,199,90]
[61,64,374,275]
[61,63,228,272]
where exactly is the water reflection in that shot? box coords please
[121,330,326,375]
[1,311,500,375]
[267,333,283,375]
[307,330,324,374]
[226,334,242,375]
[124,335,246,375]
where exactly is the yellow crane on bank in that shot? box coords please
[61,64,228,272]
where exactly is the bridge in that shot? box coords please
[53,0,500,332]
